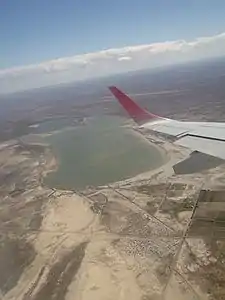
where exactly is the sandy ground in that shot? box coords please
[1,130,225,300]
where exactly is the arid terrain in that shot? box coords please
[1,125,225,300]
[1,59,225,300]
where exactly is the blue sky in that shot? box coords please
[1,0,225,68]
[1,0,225,93]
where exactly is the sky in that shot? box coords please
[1,0,225,93]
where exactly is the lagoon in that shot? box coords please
[44,116,166,190]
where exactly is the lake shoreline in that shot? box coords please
[43,126,170,191]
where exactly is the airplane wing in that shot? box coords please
[109,86,225,160]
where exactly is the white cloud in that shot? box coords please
[118,56,132,61]
[1,32,225,94]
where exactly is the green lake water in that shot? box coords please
[44,116,166,190]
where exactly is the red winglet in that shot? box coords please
[109,86,160,124]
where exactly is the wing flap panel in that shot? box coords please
[191,126,225,141]
[144,120,191,137]
[175,135,225,160]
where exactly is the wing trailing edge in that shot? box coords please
[109,86,163,125]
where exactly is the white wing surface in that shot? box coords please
[109,86,225,160]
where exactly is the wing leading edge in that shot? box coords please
[109,86,225,160]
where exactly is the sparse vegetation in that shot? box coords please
[30,242,88,300]
[0,236,35,294]
[188,241,225,300]
[0,141,49,295]
[136,183,168,195]
[160,196,195,218]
